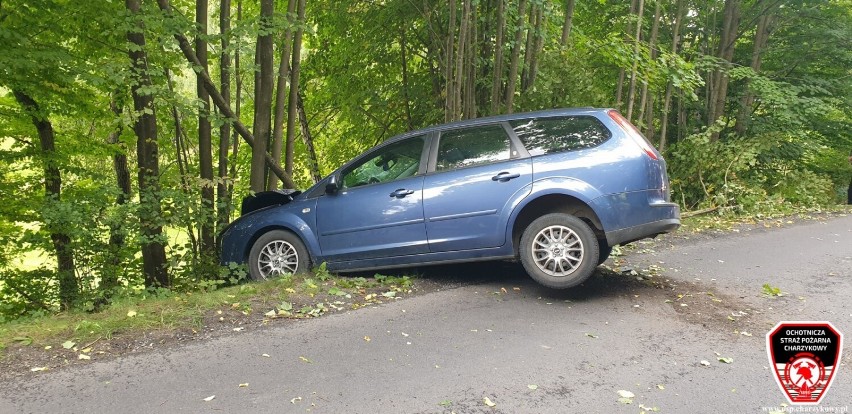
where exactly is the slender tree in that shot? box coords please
[490,0,506,114]
[504,0,528,113]
[197,0,214,256]
[659,0,684,152]
[268,0,297,191]
[12,90,78,308]
[126,0,169,288]
[218,0,232,229]
[284,0,307,179]
[626,0,645,121]
[252,0,275,191]
[561,0,576,46]
[708,0,741,139]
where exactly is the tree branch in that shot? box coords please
[155,0,295,188]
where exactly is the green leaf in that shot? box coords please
[61,340,76,349]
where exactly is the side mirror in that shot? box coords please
[325,174,340,194]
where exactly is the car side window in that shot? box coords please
[436,124,511,171]
[510,116,611,156]
[342,135,425,189]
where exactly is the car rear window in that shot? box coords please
[510,116,611,156]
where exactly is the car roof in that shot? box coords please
[385,107,611,144]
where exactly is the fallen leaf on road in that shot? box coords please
[299,356,313,364]
[30,367,48,372]
[740,331,753,337]
[656,384,665,390]
[617,390,636,404]
[718,357,733,364]
[203,395,215,402]
[528,384,538,390]
[261,353,270,358]
[264,310,277,317]
[62,340,75,349]
[78,354,91,360]
[291,397,302,404]
[585,333,599,339]
[483,397,496,407]
[238,383,249,388]
[364,336,371,342]
[700,360,711,367]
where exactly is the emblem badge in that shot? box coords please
[766,321,843,404]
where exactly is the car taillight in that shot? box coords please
[607,109,658,160]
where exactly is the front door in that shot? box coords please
[316,135,429,262]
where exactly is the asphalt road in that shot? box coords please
[2,214,850,414]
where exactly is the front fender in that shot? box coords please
[220,200,320,265]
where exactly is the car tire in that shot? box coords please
[519,213,599,289]
[247,230,311,280]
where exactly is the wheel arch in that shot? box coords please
[239,214,321,265]
[509,193,607,257]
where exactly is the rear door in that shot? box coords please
[316,135,429,262]
[423,123,532,252]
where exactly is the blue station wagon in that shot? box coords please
[220,108,680,289]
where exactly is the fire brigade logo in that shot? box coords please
[766,321,843,405]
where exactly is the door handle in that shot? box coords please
[491,172,520,182]
[389,189,415,198]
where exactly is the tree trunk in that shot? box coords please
[103,98,130,295]
[251,0,274,192]
[561,0,576,46]
[268,0,297,191]
[284,0,306,182]
[217,0,231,229]
[296,92,322,183]
[626,0,645,121]
[229,0,242,204]
[400,25,413,130]
[659,0,684,153]
[445,0,457,122]
[525,5,545,92]
[639,0,661,137]
[465,2,476,119]
[156,0,295,189]
[504,0,527,113]
[708,0,741,140]
[616,0,639,109]
[490,0,505,114]
[165,69,200,261]
[520,3,536,91]
[13,90,78,309]
[736,11,773,135]
[126,0,169,288]
[196,0,214,256]
[452,0,470,121]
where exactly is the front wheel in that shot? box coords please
[247,230,311,280]
[519,213,599,289]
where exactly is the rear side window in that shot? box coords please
[436,124,511,171]
[510,116,611,156]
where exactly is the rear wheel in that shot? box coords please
[519,213,599,289]
[248,230,311,280]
